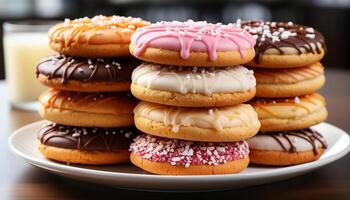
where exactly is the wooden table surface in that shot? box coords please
[1,68,350,200]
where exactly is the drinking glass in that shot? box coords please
[3,20,57,111]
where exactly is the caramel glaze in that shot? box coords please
[261,128,327,155]
[240,21,326,64]
[251,94,325,117]
[40,89,137,113]
[38,123,138,151]
[253,62,324,83]
[49,16,150,48]
[36,55,140,84]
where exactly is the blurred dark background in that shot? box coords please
[1,0,349,79]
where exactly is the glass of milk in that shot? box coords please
[3,21,57,111]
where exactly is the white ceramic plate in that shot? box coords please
[8,120,350,191]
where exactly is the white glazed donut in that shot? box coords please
[131,63,256,107]
[247,129,326,152]
[247,128,328,166]
[133,101,261,142]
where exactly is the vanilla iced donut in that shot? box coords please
[250,93,327,132]
[236,20,326,68]
[254,62,325,98]
[247,128,327,165]
[130,20,256,66]
[133,101,261,142]
[130,134,250,175]
[131,63,256,107]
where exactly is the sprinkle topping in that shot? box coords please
[130,134,249,167]
[232,20,326,63]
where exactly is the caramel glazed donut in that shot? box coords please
[38,89,138,128]
[253,62,325,98]
[247,128,327,165]
[36,55,141,92]
[130,134,250,175]
[38,122,138,164]
[130,20,256,66]
[131,63,256,107]
[234,20,326,68]
[250,93,327,132]
[133,101,261,142]
[49,15,150,57]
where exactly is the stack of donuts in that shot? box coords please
[34,16,330,173]
[128,20,262,175]
[236,20,328,165]
[35,15,150,165]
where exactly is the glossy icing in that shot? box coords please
[131,20,256,61]
[132,63,256,95]
[134,101,260,132]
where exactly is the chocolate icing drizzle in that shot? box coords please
[261,128,327,155]
[38,123,138,151]
[36,55,140,84]
[238,21,326,63]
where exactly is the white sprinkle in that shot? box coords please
[216,147,226,153]
[125,132,133,138]
[89,65,94,69]
[72,133,80,137]
[294,97,301,104]
[171,157,181,162]
[306,27,314,33]
[208,109,214,115]
[287,21,294,26]
[105,64,111,68]
[206,149,212,156]
[67,97,72,101]
[306,34,315,39]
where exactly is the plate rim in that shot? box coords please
[8,120,350,181]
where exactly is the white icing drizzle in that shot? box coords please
[131,63,256,96]
[134,102,260,132]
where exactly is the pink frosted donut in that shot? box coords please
[129,134,250,175]
[129,20,256,67]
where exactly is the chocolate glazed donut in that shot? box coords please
[239,21,326,64]
[38,123,138,151]
[36,55,140,84]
